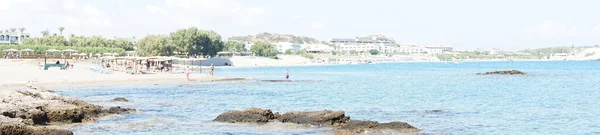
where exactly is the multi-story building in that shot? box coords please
[0,31,30,44]
[330,37,394,45]
[425,46,453,52]
[275,42,303,53]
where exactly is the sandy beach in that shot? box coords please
[0,59,247,90]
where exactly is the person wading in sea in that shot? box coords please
[285,69,289,79]
[209,64,215,75]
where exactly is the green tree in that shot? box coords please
[369,49,380,55]
[137,35,174,56]
[250,41,278,57]
[18,27,26,34]
[169,27,224,57]
[41,30,50,37]
[284,49,293,54]
[224,40,246,52]
[58,27,65,36]
[112,38,135,51]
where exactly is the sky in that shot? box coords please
[2,0,600,50]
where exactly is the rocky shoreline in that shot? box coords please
[213,108,421,134]
[0,86,135,135]
[477,70,527,75]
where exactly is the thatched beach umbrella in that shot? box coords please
[62,49,78,56]
[20,48,34,55]
[79,53,87,56]
[45,49,61,55]
[20,48,33,52]
[3,49,18,52]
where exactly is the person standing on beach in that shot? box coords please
[185,66,191,81]
[285,69,289,79]
[210,64,214,75]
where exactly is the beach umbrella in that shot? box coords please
[79,53,87,56]
[46,49,60,52]
[62,49,78,52]
[62,49,78,56]
[45,49,61,55]
[72,53,80,55]
[20,49,33,52]
[3,49,18,52]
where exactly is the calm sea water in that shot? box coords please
[58,61,600,135]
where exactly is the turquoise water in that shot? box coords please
[58,61,600,135]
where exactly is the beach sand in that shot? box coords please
[0,59,246,89]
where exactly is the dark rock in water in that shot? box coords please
[213,107,275,123]
[277,110,350,126]
[425,110,444,113]
[261,80,292,82]
[213,108,420,134]
[477,70,526,75]
[336,120,421,134]
[0,125,73,135]
[101,106,136,114]
[111,97,129,102]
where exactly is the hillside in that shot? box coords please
[228,33,320,44]
[358,34,396,42]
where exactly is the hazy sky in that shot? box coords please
[2,0,600,50]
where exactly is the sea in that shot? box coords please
[57,61,600,135]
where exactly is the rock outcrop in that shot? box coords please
[336,120,421,134]
[0,86,136,134]
[277,110,349,126]
[213,108,420,134]
[111,97,129,102]
[0,124,73,135]
[477,70,526,75]
[213,107,275,123]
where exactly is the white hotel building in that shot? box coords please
[331,37,452,55]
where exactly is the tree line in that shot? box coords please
[11,26,281,57]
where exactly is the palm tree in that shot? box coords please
[41,30,50,37]
[58,27,65,36]
[18,28,26,34]
[9,28,17,33]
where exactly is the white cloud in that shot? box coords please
[62,0,76,10]
[521,20,599,38]
[81,4,111,27]
[311,21,325,29]
[165,0,191,9]
[83,4,104,17]
[0,0,12,10]
[163,0,266,26]
[146,4,167,15]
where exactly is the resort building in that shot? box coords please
[330,37,394,45]
[302,44,334,53]
[0,31,30,44]
[275,42,303,53]
[425,46,453,52]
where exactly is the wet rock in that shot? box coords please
[477,70,526,75]
[111,97,129,102]
[1,86,136,133]
[213,107,275,123]
[0,125,73,135]
[335,120,421,134]
[425,110,444,113]
[261,80,292,82]
[101,106,136,114]
[277,110,350,126]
